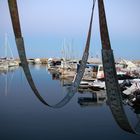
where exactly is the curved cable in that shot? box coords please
[98,0,139,134]
[8,0,96,108]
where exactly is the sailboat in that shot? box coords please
[0,34,19,69]
[0,60,8,70]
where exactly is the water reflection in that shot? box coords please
[51,72,140,133]
[5,0,140,139]
[0,66,18,96]
[49,68,140,135]
[78,91,107,107]
[0,65,140,139]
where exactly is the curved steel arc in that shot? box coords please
[56,0,96,108]
[8,0,49,106]
[98,0,139,134]
[8,0,96,108]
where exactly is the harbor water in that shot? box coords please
[0,65,140,140]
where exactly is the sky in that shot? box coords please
[0,0,140,60]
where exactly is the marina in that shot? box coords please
[0,0,140,139]
[1,55,140,107]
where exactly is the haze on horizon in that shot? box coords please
[0,0,140,60]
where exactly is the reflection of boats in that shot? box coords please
[0,65,18,75]
[52,72,60,80]
[0,66,16,96]
[78,91,107,107]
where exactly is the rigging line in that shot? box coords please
[8,0,96,108]
[98,0,139,134]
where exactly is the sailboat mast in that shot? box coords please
[4,33,8,58]
[4,33,14,59]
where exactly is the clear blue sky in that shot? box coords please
[0,0,140,60]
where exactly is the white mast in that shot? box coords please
[4,33,8,58]
[4,33,14,59]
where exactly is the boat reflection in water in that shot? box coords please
[0,65,140,140]
[48,67,140,135]
[78,91,107,107]
[0,66,18,96]
[6,0,140,139]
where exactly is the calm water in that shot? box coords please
[0,65,140,140]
